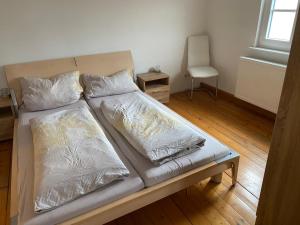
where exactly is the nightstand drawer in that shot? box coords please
[0,117,14,141]
[137,72,170,104]
[146,89,170,103]
[145,85,170,94]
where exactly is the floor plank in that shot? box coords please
[0,91,274,225]
[195,178,256,225]
[169,92,273,152]
[0,150,11,189]
[222,174,258,212]
[174,189,231,225]
[0,188,8,225]
[166,92,271,197]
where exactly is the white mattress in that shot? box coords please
[17,100,144,225]
[87,92,232,187]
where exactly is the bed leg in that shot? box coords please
[211,173,223,183]
[231,157,239,186]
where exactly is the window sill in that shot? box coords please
[247,46,289,65]
[250,47,289,55]
[240,56,287,69]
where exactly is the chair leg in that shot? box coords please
[190,78,194,99]
[215,76,219,97]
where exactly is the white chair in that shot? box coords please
[188,35,219,99]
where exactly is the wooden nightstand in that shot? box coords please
[0,92,14,141]
[137,73,170,103]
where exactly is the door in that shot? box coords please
[255,9,300,225]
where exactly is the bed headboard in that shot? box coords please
[4,50,134,105]
[75,51,134,76]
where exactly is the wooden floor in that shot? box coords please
[0,141,12,225]
[0,91,274,225]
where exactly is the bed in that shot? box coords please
[5,50,239,225]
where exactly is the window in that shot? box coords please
[255,0,299,52]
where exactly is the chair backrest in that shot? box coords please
[188,35,210,67]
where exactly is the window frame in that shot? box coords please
[255,0,299,52]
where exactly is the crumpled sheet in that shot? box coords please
[101,93,206,165]
[30,106,129,213]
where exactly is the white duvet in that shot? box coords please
[101,93,206,165]
[30,106,129,213]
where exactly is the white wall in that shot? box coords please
[206,0,262,94]
[0,0,207,92]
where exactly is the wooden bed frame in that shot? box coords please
[5,50,240,225]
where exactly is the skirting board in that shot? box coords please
[200,82,276,121]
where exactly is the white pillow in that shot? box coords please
[21,71,83,111]
[83,70,139,98]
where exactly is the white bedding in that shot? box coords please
[17,100,144,225]
[87,92,231,187]
[83,70,139,98]
[30,106,129,212]
[20,71,83,111]
[101,93,205,165]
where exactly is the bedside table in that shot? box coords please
[137,73,170,103]
[0,90,14,141]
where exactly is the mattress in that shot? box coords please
[17,100,144,225]
[87,91,232,187]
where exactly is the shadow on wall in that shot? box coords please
[170,36,190,93]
